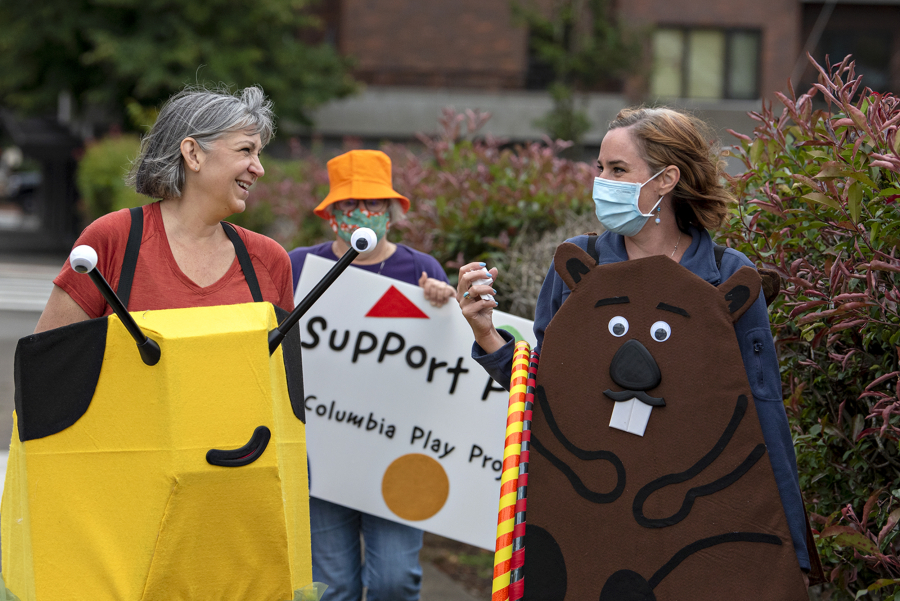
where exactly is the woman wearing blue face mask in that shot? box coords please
[456,107,812,587]
[457,107,733,351]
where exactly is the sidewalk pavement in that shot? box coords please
[420,562,481,601]
[0,260,57,312]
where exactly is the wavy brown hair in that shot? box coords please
[608,107,734,231]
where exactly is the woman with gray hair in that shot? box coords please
[35,85,294,333]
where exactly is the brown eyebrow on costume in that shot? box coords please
[657,302,689,318]
[595,296,629,308]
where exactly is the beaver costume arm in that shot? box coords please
[471,226,811,571]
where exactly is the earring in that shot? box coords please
[655,205,661,225]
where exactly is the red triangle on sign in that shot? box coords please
[365,285,429,318]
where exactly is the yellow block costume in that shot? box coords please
[2,302,312,600]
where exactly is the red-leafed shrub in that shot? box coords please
[389,108,596,279]
[724,55,900,598]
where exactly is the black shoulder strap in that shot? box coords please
[713,243,726,270]
[118,206,144,309]
[222,222,264,302]
[713,242,780,306]
[586,234,600,265]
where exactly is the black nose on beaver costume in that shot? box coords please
[609,339,661,391]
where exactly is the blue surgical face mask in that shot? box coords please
[592,169,665,237]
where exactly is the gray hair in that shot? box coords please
[127,85,275,199]
[389,199,406,224]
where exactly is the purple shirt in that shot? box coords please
[289,241,449,291]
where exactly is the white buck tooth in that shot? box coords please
[609,398,653,437]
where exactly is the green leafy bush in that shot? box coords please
[723,55,900,599]
[0,0,354,126]
[76,134,146,222]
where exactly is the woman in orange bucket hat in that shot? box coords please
[290,149,455,306]
[288,149,456,601]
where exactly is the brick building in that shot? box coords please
[309,0,900,145]
[336,0,531,89]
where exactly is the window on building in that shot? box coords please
[800,2,899,94]
[651,28,761,100]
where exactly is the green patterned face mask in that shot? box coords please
[328,207,391,247]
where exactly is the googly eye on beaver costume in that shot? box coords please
[650,320,671,342]
[608,316,629,337]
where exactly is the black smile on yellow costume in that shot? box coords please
[2,208,312,600]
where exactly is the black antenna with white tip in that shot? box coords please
[70,245,161,366]
[268,227,377,354]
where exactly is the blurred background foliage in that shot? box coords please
[76,133,145,221]
[233,108,600,297]
[513,0,645,144]
[72,55,900,599]
[388,108,597,287]
[0,0,355,129]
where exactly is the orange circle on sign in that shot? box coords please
[381,453,450,521]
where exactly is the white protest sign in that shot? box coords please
[294,254,535,551]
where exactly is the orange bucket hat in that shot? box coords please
[313,150,410,218]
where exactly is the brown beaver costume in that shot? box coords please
[522,244,807,601]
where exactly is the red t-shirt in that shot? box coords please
[55,202,294,318]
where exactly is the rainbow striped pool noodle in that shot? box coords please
[508,349,539,601]
[491,340,531,601]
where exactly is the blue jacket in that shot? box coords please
[473,226,810,571]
